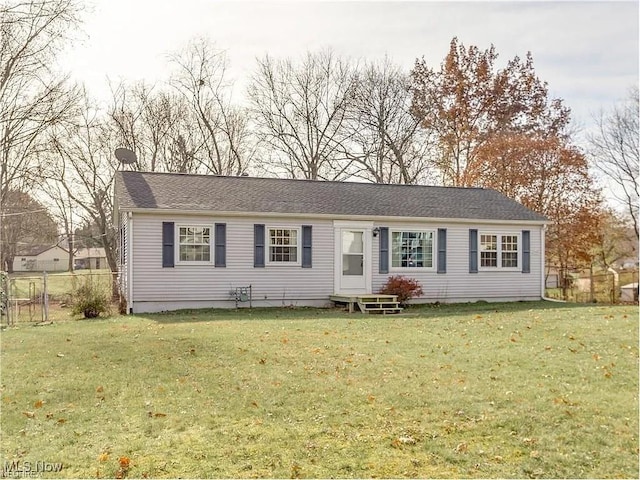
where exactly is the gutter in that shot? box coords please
[116,208,549,227]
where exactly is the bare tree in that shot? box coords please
[588,86,639,239]
[108,81,198,172]
[248,49,357,180]
[40,178,77,271]
[1,0,82,269]
[345,57,435,184]
[0,189,58,272]
[107,80,145,169]
[0,0,82,201]
[46,89,119,274]
[169,38,253,175]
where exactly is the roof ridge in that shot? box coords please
[118,170,487,191]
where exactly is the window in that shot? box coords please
[268,228,299,264]
[391,230,434,269]
[480,234,498,267]
[177,225,211,263]
[480,233,519,269]
[501,235,518,268]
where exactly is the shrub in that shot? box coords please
[379,275,423,305]
[72,281,109,319]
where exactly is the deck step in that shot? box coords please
[358,306,403,315]
[330,294,403,314]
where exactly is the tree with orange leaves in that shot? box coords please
[411,38,604,293]
[475,133,603,297]
[410,37,570,187]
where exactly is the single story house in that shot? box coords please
[74,247,107,270]
[114,171,548,314]
[12,244,68,272]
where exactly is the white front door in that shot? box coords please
[341,230,365,291]
[334,223,372,294]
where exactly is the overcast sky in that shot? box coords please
[60,0,639,140]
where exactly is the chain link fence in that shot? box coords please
[1,270,120,325]
[545,267,639,304]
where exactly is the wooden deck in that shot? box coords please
[330,294,403,314]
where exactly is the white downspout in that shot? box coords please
[127,212,134,314]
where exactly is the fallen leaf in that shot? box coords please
[398,435,416,445]
[56,353,65,358]
[23,411,35,418]
[34,400,44,409]
[96,386,104,393]
[454,442,468,453]
[98,453,109,462]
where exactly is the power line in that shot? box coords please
[0,209,48,218]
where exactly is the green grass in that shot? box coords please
[1,302,638,478]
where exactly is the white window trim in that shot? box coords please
[389,229,436,272]
[175,223,214,266]
[266,226,301,266]
[478,232,521,271]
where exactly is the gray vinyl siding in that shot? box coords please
[372,221,543,302]
[127,212,543,312]
[130,214,334,307]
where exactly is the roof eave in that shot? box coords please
[118,207,549,226]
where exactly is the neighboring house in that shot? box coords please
[74,248,107,270]
[114,171,548,314]
[12,245,68,272]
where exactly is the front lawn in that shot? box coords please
[1,302,637,478]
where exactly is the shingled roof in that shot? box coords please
[115,171,547,222]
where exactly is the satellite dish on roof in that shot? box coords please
[115,148,137,166]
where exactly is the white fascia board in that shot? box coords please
[120,208,549,226]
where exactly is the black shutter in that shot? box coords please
[162,222,174,268]
[522,230,531,274]
[254,224,265,267]
[215,223,226,267]
[437,228,447,274]
[379,227,389,274]
[302,225,312,268]
[469,229,478,273]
